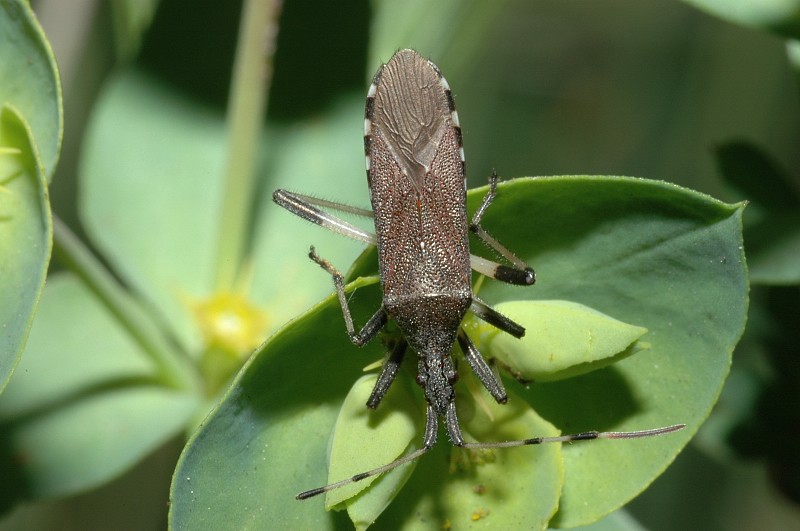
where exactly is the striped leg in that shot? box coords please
[469,172,536,286]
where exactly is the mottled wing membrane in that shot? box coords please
[365,50,471,307]
[370,50,451,191]
[368,128,471,302]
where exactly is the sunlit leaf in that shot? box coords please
[0,107,51,393]
[0,274,198,504]
[477,300,648,382]
[170,177,747,529]
[0,0,62,179]
[682,0,800,39]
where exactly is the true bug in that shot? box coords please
[273,49,683,500]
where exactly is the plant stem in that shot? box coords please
[214,0,283,291]
[52,216,200,393]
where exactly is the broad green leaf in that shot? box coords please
[249,96,373,332]
[0,0,62,179]
[0,385,197,501]
[466,177,746,527]
[570,508,647,531]
[82,74,370,355]
[714,142,800,285]
[170,277,387,531]
[0,274,197,504]
[715,142,799,210]
[477,300,648,382]
[682,0,800,39]
[745,218,800,284]
[345,177,745,527]
[788,39,800,75]
[326,374,420,525]
[169,283,563,530]
[373,374,562,530]
[80,69,226,354]
[331,373,561,529]
[170,177,747,529]
[110,0,160,60]
[0,274,153,417]
[369,0,509,78]
[0,106,51,393]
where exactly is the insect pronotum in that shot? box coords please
[273,49,684,500]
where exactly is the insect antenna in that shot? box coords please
[295,446,431,500]
[460,423,685,450]
[295,423,685,500]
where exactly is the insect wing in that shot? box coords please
[364,50,471,304]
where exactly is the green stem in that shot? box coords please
[214,0,283,290]
[52,216,200,393]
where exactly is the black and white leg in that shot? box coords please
[273,189,376,245]
[457,329,507,404]
[469,172,535,286]
[308,246,387,347]
[366,338,407,409]
[469,296,525,338]
[462,296,525,391]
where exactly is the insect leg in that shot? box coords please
[469,172,536,286]
[273,189,376,244]
[366,339,408,409]
[457,329,507,404]
[309,246,387,347]
[469,296,525,338]
[296,403,440,500]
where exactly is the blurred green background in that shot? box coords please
[2,0,799,529]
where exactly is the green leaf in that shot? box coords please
[714,142,800,285]
[80,69,226,354]
[327,374,561,529]
[373,376,563,530]
[737,204,800,285]
[170,277,386,530]
[681,0,800,39]
[81,73,371,354]
[747,223,800,284]
[570,508,647,531]
[326,374,420,524]
[0,274,198,503]
[476,300,648,382]
[0,274,154,417]
[249,96,374,332]
[467,176,746,527]
[369,0,509,79]
[715,141,799,210]
[0,0,62,179]
[0,106,51,393]
[0,385,197,502]
[169,286,563,530]
[110,0,160,61]
[170,176,747,529]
